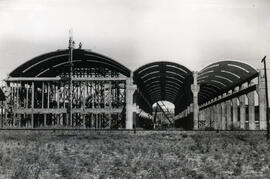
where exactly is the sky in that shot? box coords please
[0,0,270,81]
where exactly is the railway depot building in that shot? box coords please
[0,44,267,130]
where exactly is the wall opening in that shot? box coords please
[152,101,175,129]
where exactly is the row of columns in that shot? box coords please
[193,70,267,130]
[198,95,256,130]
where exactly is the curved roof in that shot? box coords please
[9,49,131,77]
[134,61,193,105]
[198,60,258,105]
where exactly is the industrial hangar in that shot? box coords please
[0,41,266,130]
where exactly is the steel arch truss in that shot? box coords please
[4,49,131,129]
[198,61,258,105]
[9,49,131,78]
[134,61,193,114]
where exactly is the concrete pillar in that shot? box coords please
[205,108,210,128]
[216,104,222,130]
[126,76,137,129]
[232,98,239,129]
[198,111,202,124]
[82,83,86,128]
[91,113,95,128]
[221,102,226,130]
[247,91,256,130]
[44,114,47,127]
[18,114,21,128]
[95,114,98,128]
[210,105,216,129]
[199,109,205,129]
[257,70,267,130]
[239,94,246,129]
[191,71,200,130]
[226,100,232,130]
[31,82,34,128]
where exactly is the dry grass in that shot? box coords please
[0,130,269,178]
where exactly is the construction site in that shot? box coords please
[0,36,267,131]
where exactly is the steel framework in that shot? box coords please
[1,42,134,129]
[0,41,267,131]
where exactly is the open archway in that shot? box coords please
[134,61,193,115]
[152,101,175,129]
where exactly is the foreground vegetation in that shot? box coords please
[0,130,269,178]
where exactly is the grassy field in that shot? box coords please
[0,130,269,179]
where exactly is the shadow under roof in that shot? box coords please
[134,61,193,105]
[198,60,258,105]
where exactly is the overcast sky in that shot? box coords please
[0,0,270,80]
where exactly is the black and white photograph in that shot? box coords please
[0,0,270,178]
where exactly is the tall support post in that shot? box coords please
[42,82,44,109]
[125,74,137,129]
[232,97,239,129]
[239,94,246,129]
[210,105,215,129]
[12,85,16,127]
[57,86,60,109]
[247,91,256,130]
[16,83,19,127]
[91,113,94,128]
[10,85,13,127]
[205,108,210,128]
[257,69,267,130]
[26,85,29,109]
[18,84,22,127]
[82,82,86,128]
[108,81,112,128]
[226,100,232,130]
[109,81,112,109]
[203,109,207,129]
[31,82,34,128]
[216,103,222,130]
[261,56,270,138]
[95,114,98,129]
[47,83,50,108]
[209,106,212,128]
[191,71,200,130]
[68,31,74,127]
[198,110,203,129]
[212,105,218,129]
[221,102,226,130]
[56,86,60,126]
[108,114,112,129]
[42,82,46,127]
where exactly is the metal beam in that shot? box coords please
[14,108,123,114]
[200,84,256,110]
[6,77,127,82]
